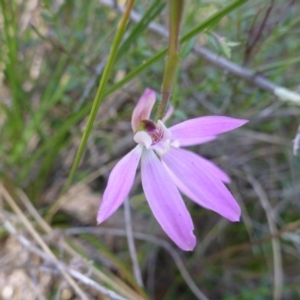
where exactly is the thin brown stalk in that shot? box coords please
[0,183,90,300]
[16,186,146,300]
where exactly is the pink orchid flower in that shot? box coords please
[97,88,248,251]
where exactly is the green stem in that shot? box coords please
[156,0,184,121]
[45,0,135,222]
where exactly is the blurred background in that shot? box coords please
[0,0,300,299]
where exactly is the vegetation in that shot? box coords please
[0,0,300,299]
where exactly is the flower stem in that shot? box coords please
[156,0,184,121]
[45,0,135,222]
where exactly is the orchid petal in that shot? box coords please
[134,131,152,149]
[196,155,231,183]
[169,116,248,142]
[162,147,241,221]
[97,145,142,223]
[157,120,172,139]
[141,149,196,251]
[177,135,217,147]
[151,120,172,155]
[162,105,174,122]
[170,149,231,183]
[131,88,156,132]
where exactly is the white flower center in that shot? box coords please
[133,120,173,156]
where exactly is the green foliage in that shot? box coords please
[1,0,300,299]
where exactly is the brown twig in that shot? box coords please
[203,219,300,263]
[0,183,90,300]
[65,227,209,300]
[15,185,146,300]
[244,1,275,65]
[2,221,128,300]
